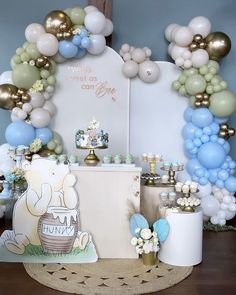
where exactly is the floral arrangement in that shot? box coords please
[129,213,170,257]
[131,228,160,255]
[29,138,43,153]
[5,168,25,184]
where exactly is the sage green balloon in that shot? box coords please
[26,43,41,60]
[12,64,40,89]
[70,7,85,25]
[185,74,207,95]
[209,90,236,117]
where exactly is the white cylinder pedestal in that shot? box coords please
[158,209,203,266]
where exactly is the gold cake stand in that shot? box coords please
[77,145,107,166]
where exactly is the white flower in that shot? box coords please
[153,237,159,245]
[140,228,152,240]
[143,241,153,254]
[29,60,35,66]
[152,231,157,238]
[153,245,160,252]
[138,238,143,246]
[131,237,138,246]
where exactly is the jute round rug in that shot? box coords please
[24,259,192,294]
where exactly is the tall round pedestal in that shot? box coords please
[158,209,203,266]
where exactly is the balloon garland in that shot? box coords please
[0,5,113,155]
[165,16,236,225]
[0,9,235,226]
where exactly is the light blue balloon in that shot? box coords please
[209,169,219,183]
[203,126,212,135]
[153,219,170,242]
[210,135,218,142]
[214,117,228,124]
[201,134,210,143]
[210,122,220,134]
[225,176,236,192]
[186,158,203,175]
[216,179,224,188]
[72,35,81,46]
[195,168,205,177]
[59,40,78,59]
[193,138,202,147]
[5,120,35,146]
[217,169,229,181]
[192,108,213,128]
[194,129,203,138]
[75,48,87,59]
[192,175,199,182]
[189,147,198,154]
[129,214,149,237]
[229,161,236,169]
[198,142,226,169]
[199,177,208,185]
[217,138,225,145]
[183,107,194,122]
[81,36,91,49]
[80,29,88,38]
[223,142,230,154]
[182,123,197,139]
[35,127,53,145]
[184,139,194,150]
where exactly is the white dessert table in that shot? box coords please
[71,165,141,258]
[158,208,203,266]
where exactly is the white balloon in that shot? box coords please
[84,11,106,34]
[182,50,192,59]
[45,85,54,94]
[231,196,236,203]
[170,25,180,41]
[168,43,175,55]
[201,195,220,217]
[188,16,211,38]
[101,19,113,37]
[213,190,224,201]
[225,210,236,220]
[131,48,146,63]
[17,109,27,120]
[183,59,192,69]
[122,60,139,78]
[223,195,232,204]
[29,92,45,108]
[170,44,188,60]
[121,43,130,54]
[165,23,179,42]
[175,57,184,67]
[11,113,19,122]
[191,49,209,68]
[217,210,226,219]
[0,71,13,84]
[87,34,106,55]
[22,103,33,113]
[37,33,59,56]
[43,101,57,117]
[84,5,98,14]
[0,143,12,156]
[53,52,67,63]
[138,61,160,83]
[143,47,152,57]
[123,52,131,61]
[0,159,15,174]
[196,183,212,198]
[43,92,52,100]
[25,23,45,43]
[12,107,20,115]
[229,203,236,211]
[30,108,51,128]
[220,203,228,210]
[210,215,219,225]
[173,26,193,46]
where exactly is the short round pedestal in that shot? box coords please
[158,209,203,266]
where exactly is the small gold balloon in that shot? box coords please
[221,123,228,131]
[63,31,72,39]
[59,22,70,32]
[0,83,18,110]
[11,93,21,102]
[21,94,31,103]
[193,34,203,43]
[17,88,26,96]
[199,41,207,49]
[202,100,210,107]
[44,10,72,36]
[219,130,227,138]
[203,93,209,100]
[43,62,51,70]
[56,32,64,40]
[195,101,202,108]
[36,56,47,68]
[228,129,235,136]
[189,42,198,51]
[205,32,231,60]
[196,93,203,100]
[38,148,56,157]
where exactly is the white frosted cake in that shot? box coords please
[75,119,109,149]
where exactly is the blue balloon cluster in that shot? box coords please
[183,107,236,192]
[59,29,90,59]
[5,120,53,147]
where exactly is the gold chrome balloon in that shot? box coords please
[16,101,24,108]
[219,123,235,139]
[21,93,31,103]
[189,42,198,51]
[38,148,56,157]
[205,32,231,60]
[36,56,47,68]
[43,62,51,70]
[193,34,203,43]
[44,10,72,36]
[0,83,18,110]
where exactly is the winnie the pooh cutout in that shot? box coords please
[0,157,98,263]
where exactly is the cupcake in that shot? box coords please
[182,184,190,194]
[103,154,112,164]
[126,154,133,164]
[175,182,183,192]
